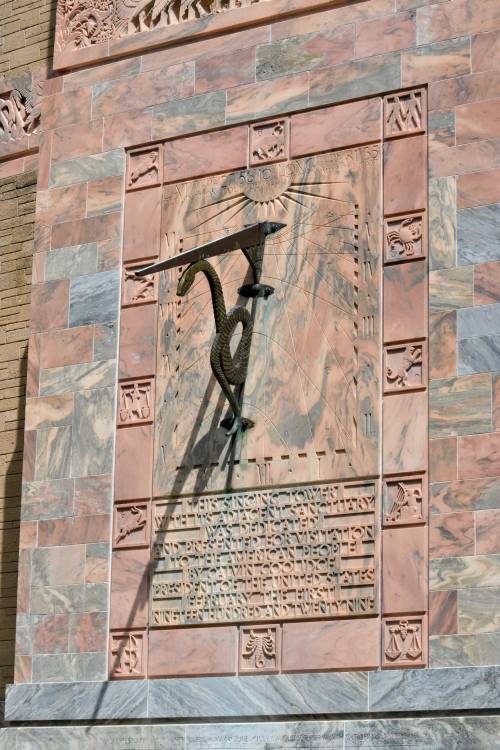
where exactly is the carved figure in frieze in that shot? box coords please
[120,381,151,423]
[128,149,159,186]
[180,0,209,21]
[386,216,422,259]
[115,505,147,544]
[386,344,422,388]
[385,481,423,525]
[56,0,115,49]
[385,619,422,662]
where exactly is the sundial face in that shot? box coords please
[154,146,381,497]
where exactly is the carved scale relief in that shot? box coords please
[56,0,272,50]
[0,85,40,142]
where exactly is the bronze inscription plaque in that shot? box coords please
[151,480,376,626]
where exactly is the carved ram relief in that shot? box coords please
[56,0,271,50]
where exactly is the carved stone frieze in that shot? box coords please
[0,85,40,142]
[118,378,155,426]
[113,501,149,547]
[384,342,424,393]
[127,146,161,190]
[110,631,146,677]
[384,89,426,138]
[383,616,426,667]
[249,119,289,166]
[240,625,280,673]
[56,0,272,51]
[122,264,158,306]
[384,214,424,263]
[383,475,426,527]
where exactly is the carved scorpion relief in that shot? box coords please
[385,214,425,263]
[383,475,426,527]
[249,119,289,166]
[110,631,146,677]
[127,146,161,190]
[384,89,426,138]
[113,501,149,547]
[118,379,155,425]
[383,616,426,667]
[240,625,280,673]
[384,342,425,393]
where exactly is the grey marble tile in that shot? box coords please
[31,545,86,588]
[458,335,500,375]
[31,651,106,683]
[428,109,455,142]
[430,632,500,667]
[71,387,114,477]
[430,554,500,591]
[5,679,148,721]
[152,90,226,139]
[459,587,500,634]
[429,176,456,271]
[458,303,500,339]
[93,321,117,361]
[84,582,109,612]
[35,426,72,480]
[45,243,98,278]
[185,721,344,749]
[21,477,74,522]
[40,360,116,396]
[11,724,184,750]
[429,373,491,438]
[458,203,500,265]
[429,267,473,312]
[50,150,125,189]
[369,665,500,712]
[69,271,120,327]
[309,53,400,109]
[345,716,500,749]
[149,672,368,718]
[30,584,86,615]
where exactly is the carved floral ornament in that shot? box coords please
[56,0,271,50]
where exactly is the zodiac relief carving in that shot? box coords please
[250,119,288,166]
[384,90,424,137]
[110,632,145,677]
[57,0,270,50]
[0,85,40,142]
[127,148,160,189]
[123,266,157,305]
[385,216,423,261]
[384,478,424,526]
[384,618,424,665]
[240,627,278,672]
[385,343,423,391]
[114,503,148,546]
[119,379,154,424]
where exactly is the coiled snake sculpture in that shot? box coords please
[177,259,253,435]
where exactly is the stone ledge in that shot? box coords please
[6,666,500,722]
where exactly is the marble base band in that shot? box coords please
[5,666,500,722]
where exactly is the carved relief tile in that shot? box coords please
[127,145,161,190]
[110,630,146,678]
[382,616,426,668]
[384,89,426,138]
[122,263,158,307]
[0,85,41,142]
[384,214,425,263]
[118,378,155,426]
[113,501,149,548]
[384,342,425,393]
[249,119,289,166]
[239,625,280,673]
[383,475,426,527]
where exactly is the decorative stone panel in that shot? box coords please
[384,89,426,139]
[113,502,150,549]
[249,118,289,166]
[382,616,427,668]
[383,475,427,527]
[239,625,280,674]
[109,630,147,679]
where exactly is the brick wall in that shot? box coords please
[0,0,56,79]
[0,171,36,705]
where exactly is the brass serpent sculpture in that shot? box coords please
[177,259,253,435]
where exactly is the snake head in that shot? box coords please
[176,265,195,297]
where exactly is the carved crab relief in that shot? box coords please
[383,476,425,527]
[384,89,425,138]
[383,617,425,667]
[118,379,154,425]
[114,501,149,548]
[240,626,279,673]
[127,146,161,190]
[249,119,289,166]
[384,342,424,393]
[385,215,424,262]
[110,631,146,677]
